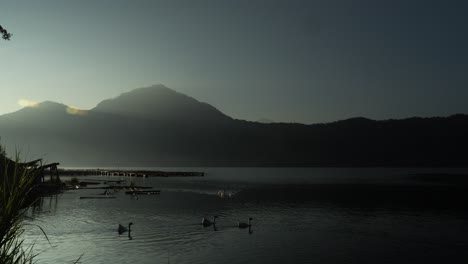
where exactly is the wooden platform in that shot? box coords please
[79,196,116,199]
[58,168,205,177]
[125,190,161,195]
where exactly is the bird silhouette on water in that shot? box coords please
[118,222,133,234]
[238,217,253,228]
[202,216,218,227]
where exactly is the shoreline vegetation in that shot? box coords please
[1,146,63,263]
[0,156,43,263]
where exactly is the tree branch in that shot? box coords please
[0,25,12,40]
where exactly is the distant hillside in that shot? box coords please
[256,118,274,124]
[93,85,231,123]
[1,85,467,167]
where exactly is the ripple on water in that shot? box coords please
[24,173,468,264]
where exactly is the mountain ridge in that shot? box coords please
[91,84,232,123]
[1,85,468,167]
[5,85,467,126]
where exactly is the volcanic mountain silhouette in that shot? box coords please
[1,85,467,167]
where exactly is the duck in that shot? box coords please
[118,222,133,234]
[238,217,252,228]
[202,216,218,227]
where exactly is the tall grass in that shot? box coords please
[0,152,38,264]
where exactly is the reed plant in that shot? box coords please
[0,151,38,264]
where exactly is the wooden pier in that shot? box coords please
[125,190,161,195]
[58,168,204,177]
[79,196,116,199]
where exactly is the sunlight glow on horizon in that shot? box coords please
[17,99,39,108]
[66,107,88,116]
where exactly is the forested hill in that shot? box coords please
[1,85,467,167]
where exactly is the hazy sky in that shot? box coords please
[1,0,467,123]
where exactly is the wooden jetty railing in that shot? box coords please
[58,168,204,177]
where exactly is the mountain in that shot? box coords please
[93,85,231,123]
[256,118,274,124]
[1,85,468,167]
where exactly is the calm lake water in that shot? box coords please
[24,168,468,264]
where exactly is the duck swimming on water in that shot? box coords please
[118,222,133,234]
[238,218,252,228]
[202,216,218,227]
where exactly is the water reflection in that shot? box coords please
[23,168,468,264]
[29,195,60,217]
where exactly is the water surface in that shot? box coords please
[25,168,468,263]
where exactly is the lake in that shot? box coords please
[25,167,468,263]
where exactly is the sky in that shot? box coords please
[1,0,467,124]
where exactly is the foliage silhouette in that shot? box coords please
[0,25,12,41]
[0,151,38,263]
